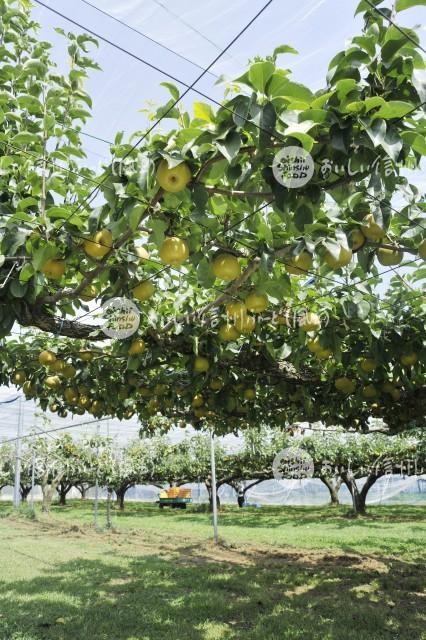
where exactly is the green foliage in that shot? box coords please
[0,0,424,434]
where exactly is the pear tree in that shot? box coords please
[0,0,424,434]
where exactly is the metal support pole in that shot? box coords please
[106,420,112,529]
[210,430,219,544]
[94,423,100,530]
[30,451,35,513]
[13,396,24,508]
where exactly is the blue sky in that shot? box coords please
[1,0,425,442]
[32,0,426,170]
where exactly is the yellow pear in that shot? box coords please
[362,384,377,399]
[244,388,256,400]
[194,356,209,373]
[418,238,426,260]
[245,292,268,313]
[316,348,332,360]
[360,357,377,373]
[285,251,313,276]
[349,228,366,251]
[80,284,97,301]
[324,246,352,269]
[212,254,241,281]
[128,338,145,355]
[299,312,321,332]
[400,352,418,367]
[159,236,189,266]
[156,160,192,192]
[235,314,256,335]
[83,229,113,260]
[307,337,322,353]
[62,364,76,379]
[64,388,78,403]
[377,247,403,266]
[42,259,65,280]
[335,377,356,394]
[225,301,247,320]
[133,280,155,302]
[135,246,149,261]
[39,350,57,365]
[44,375,61,389]
[78,350,94,362]
[362,214,386,241]
[209,378,224,391]
[12,370,26,385]
[218,324,239,342]
[191,394,204,408]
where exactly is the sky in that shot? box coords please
[1,0,425,445]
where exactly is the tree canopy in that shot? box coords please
[0,0,424,434]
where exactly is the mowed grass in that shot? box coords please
[0,501,425,640]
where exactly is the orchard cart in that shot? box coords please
[158,488,192,509]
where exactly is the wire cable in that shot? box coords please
[364,0,426,55]
[32,0,275,232]
[0,416,111,445]
[79,0,219,79]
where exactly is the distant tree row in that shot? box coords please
[0,428,423,515]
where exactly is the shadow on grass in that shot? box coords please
[0,539,425,640]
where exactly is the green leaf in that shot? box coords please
[375,101,415,120]
[22,58,47,76]
[19,263,34,283]
[395,0,426,11]
[216,131,241,163]
[160,82,180,101]
[273,44,299,58]
[9,279,26,298]
[196,258,215,287]
[12,131,41,145]
[124,202,145,231]
[336,79,357,100]
[294,204,313,231]
[362,118,387,147]
[310,90,336,108]
[355,0,382,15]
[192,183,209,211]
[193,102,214,122]
[17,94,42,113]
[149,219,168,249]
[381,129,403,162]
[248,61,275,93]
[257,102,276,149]
[32,244,59,271]
[401,131,426,155]
[364,96,386,112]
[231,96,251,128]
[412,69,426,103]
[268,75,313,102]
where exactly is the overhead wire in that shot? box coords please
[32,0,276,232]
[1,0,423,344]
[78,0,219,79]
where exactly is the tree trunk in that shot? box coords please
[342,472,381,515]
[20,484,32,502]
[319,476,342,506]
[56,482,73,506]
[205,480,220,511]
[75,483,92,500]
[41,483,55,513]
[115,487,127,510]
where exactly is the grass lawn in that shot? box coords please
[0,501,424,640]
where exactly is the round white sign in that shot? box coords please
[272,447,314,481]
[272,146,315,188]
[100,297,140,339]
